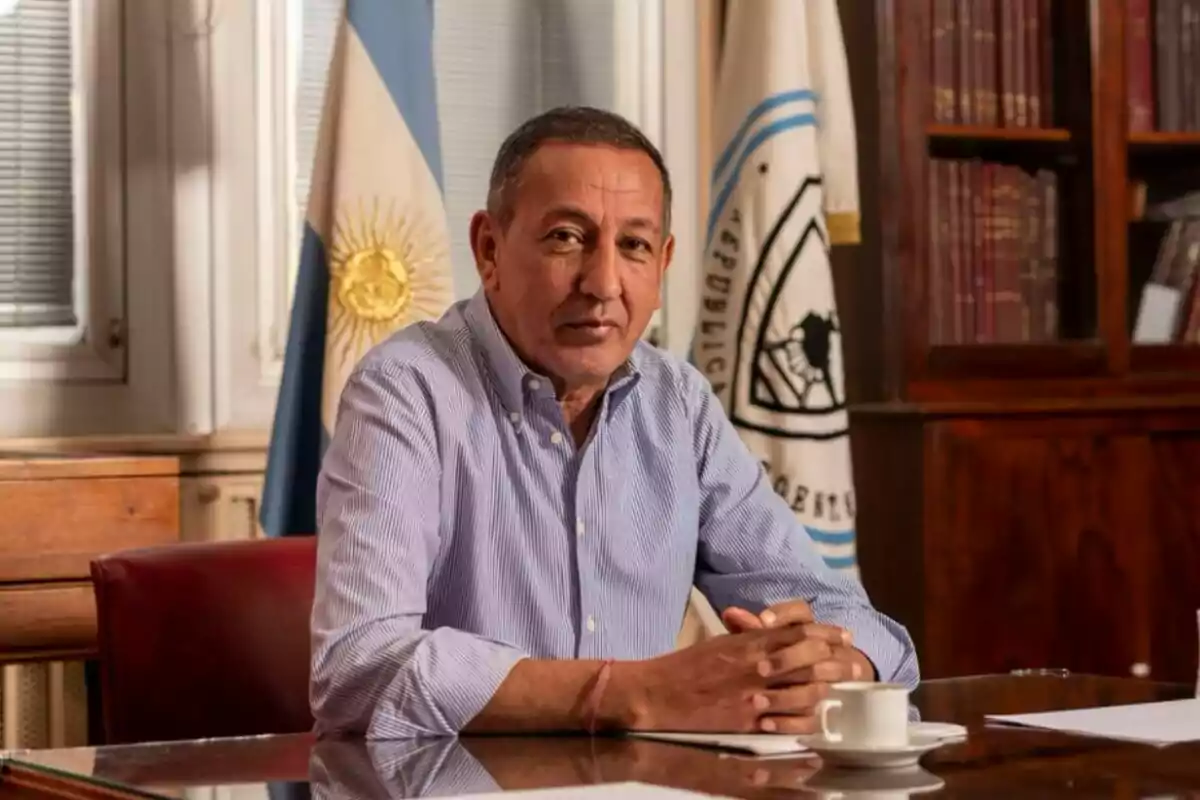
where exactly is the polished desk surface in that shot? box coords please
[1,674,1197,798]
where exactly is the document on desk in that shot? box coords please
[986,699,1200,746]
[442,783,733,798]
[627,732,812,756]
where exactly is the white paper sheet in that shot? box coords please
[1133,283,1184,343]
[628,732,813,756]
[986,699,1200,746]
[628,722,968,756]
[438,783,730,799]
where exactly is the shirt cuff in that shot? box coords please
[401,627,527,735]
[829,608,920,691]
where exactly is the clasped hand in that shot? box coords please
[631,599,870,734]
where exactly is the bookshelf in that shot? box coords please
[843,0,1200,686]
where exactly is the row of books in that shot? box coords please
[1128,0,1200,132]
[929,0,1055,128]
[928,159,1060,344]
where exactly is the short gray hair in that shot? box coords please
[486,105,672,232]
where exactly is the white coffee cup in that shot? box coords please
[815,681,910,748]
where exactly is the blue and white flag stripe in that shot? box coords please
[706,110,817,245]
[261,0,453,538]
[710,89,816,186]
[345,0,443,188]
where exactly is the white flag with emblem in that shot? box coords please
[692,0,861,574]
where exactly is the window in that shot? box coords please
[0,0,75,328]
[0,0,125,389]
[291,0,338,273]
[0,0,157,439]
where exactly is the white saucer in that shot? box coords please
[805,765,946,794]
[798,733,945,769]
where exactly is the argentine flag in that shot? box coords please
[691,0,861,574]
[261,0,453,538]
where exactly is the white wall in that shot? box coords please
[0,0,702,439]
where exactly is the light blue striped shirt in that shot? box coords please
[311,290,918,738]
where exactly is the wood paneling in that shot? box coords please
[925,421,1150,678]
[1147,433,1200,684]
[855,409,1200,685]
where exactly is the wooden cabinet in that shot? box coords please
[853,409,1200,685]
[0,453,180,750]
[0,453,180,663]
[836,1,1200,685]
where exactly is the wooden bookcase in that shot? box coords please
[845,0,1200,684]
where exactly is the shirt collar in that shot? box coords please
[463,289,642,414]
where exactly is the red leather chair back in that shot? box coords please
[90,537,317,744]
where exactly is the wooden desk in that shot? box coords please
[0,674,1196,798]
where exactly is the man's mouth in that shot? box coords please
[564,320,616,329]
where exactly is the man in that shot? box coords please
[311,106,918,739]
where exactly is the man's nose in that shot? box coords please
[579,240,622,301]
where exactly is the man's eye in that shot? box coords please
[622,237,652,253]
[548,229,583,245]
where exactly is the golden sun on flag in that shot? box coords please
[326,197,453,366]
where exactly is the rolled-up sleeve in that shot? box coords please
[686,367,919,689]
[311,365,526,738]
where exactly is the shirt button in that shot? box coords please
[549,431,564,445]
[586,615,596,633]
[508,411,520,424]
[575,518,585,537]
[527,378,540,391]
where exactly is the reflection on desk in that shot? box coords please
[311,737,498,798]
[0,674,1198,799]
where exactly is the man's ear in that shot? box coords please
[661,232,676,273]
[469,210,500,290]
[655,233,676,310]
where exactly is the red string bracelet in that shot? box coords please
[582,659,615,735]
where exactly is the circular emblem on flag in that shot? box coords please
[695,175,848,441]
[328,198,453,360]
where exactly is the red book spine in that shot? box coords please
[1012,0,1028,126]
[1040,171,1059,340]
[1001,168,1024,341]
[949,161,966,343]
[1025,170,1043,340]
[932,0,957,123]
[956,0,975,123]
[999,0,1016,125]
[1128,0,1154,132]
[1182,2,1195,129]
[1039,0,1055,126]
[979,0,998,125]
[1025,0,1041,127]
[929,159,944,343]
[1158,0,1182,131]
[971,163,987,343]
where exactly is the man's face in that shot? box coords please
[471,142,674,390]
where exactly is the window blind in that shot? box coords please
[295,0,618,297]
[0,0,75,328]
[293,0,339,234]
